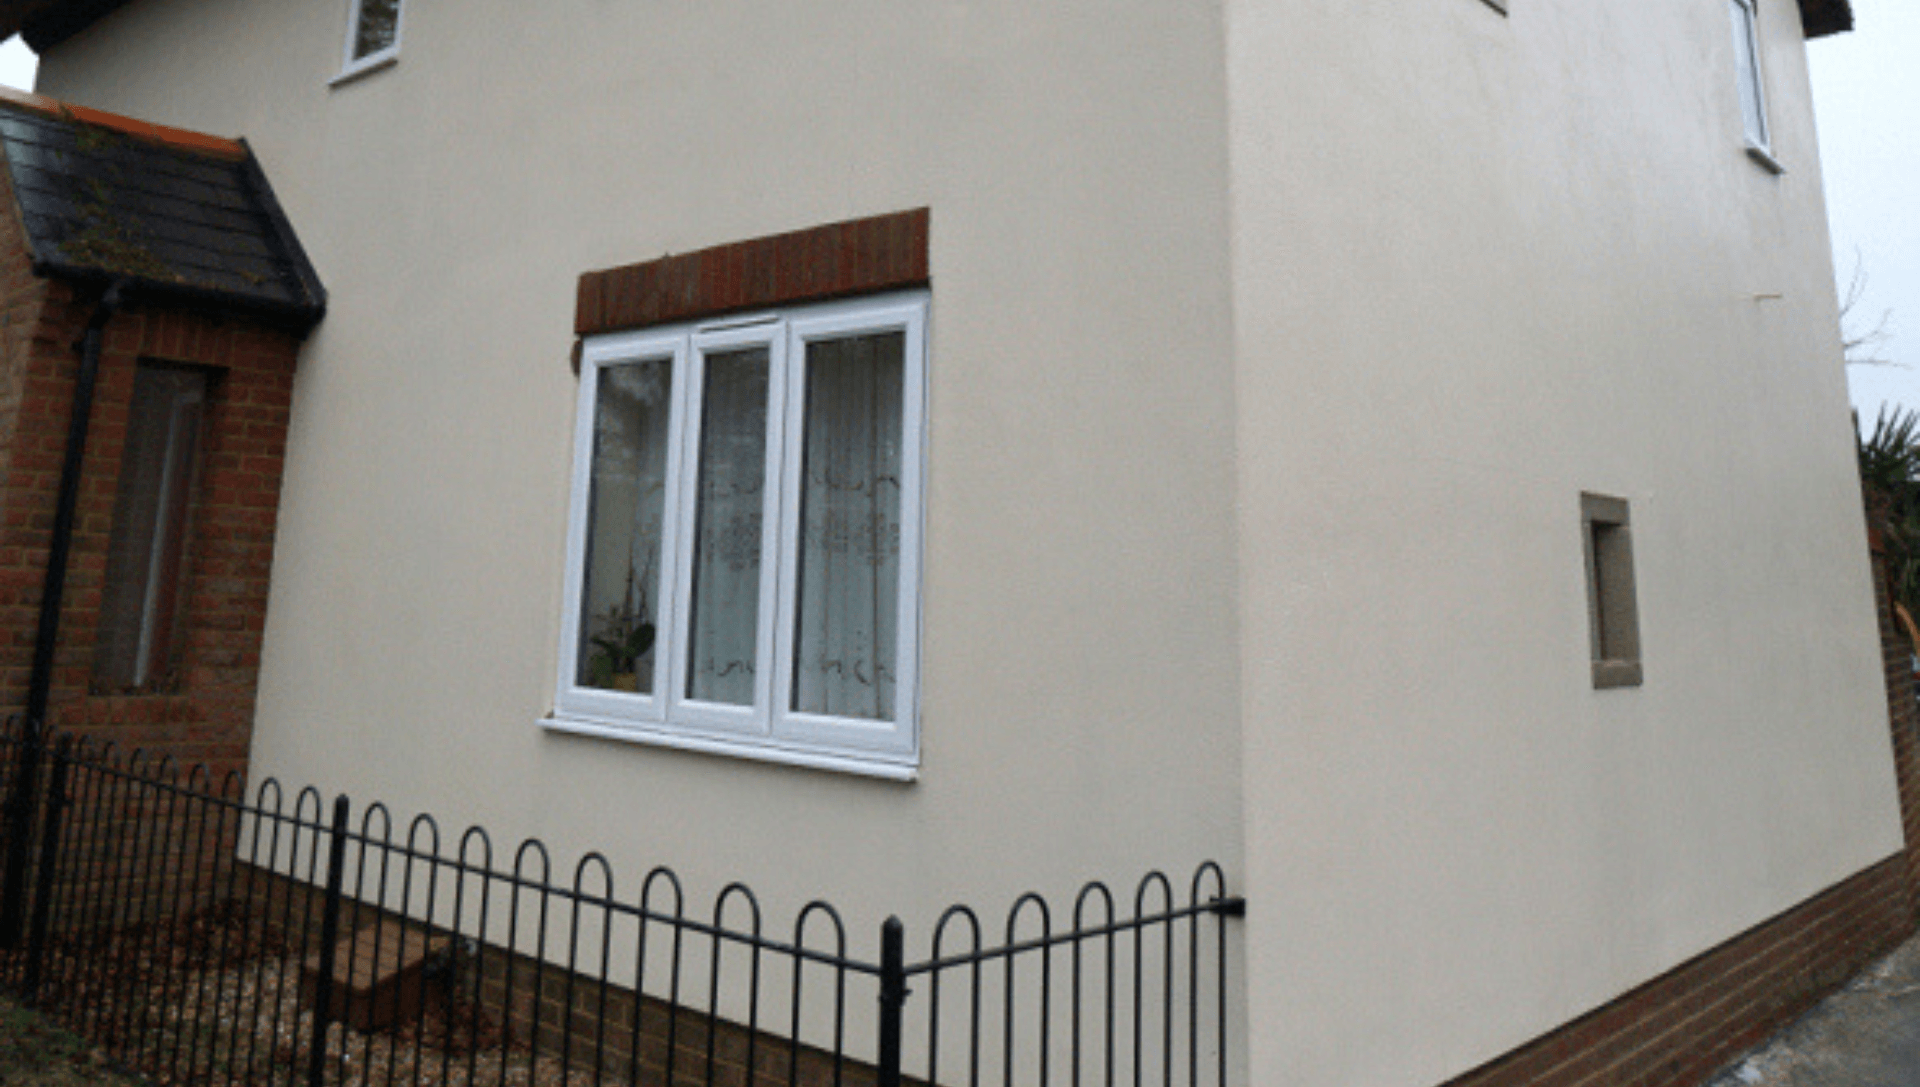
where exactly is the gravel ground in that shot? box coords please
[29,954,603,1087]
[0,995,144,1087]
[5,895,608,1087]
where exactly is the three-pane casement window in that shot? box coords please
[1729,0,1774,160]
[553,293,927,777]
[95,365,208,692]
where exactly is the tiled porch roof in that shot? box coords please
[0,86,325,331]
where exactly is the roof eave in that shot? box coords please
[32,258,327,337]
[0,0,1864,46]
[7,0,134,51]
[1800,0,1855,39]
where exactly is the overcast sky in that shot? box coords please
[0,11,1908,427]
[1808,0,1920,429]
[0,36,27,95]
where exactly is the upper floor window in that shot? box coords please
[339,0,403,79]
[550,292,927,779]
[1729,0,1780,170]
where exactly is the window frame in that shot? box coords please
[336,0,404,82]
[94,362,211,694]
[1729,0,1782,172]
[548,292,928,779]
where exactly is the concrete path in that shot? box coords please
[1706,934,1920,1087]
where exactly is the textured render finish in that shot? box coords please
[33,0,1248,1024]
[1434,550,1920,1087]
[1225,0,1898,1084]
[27,1,1896,1087]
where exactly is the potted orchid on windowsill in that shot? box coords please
[586,602,656,692]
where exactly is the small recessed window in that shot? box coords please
[94,365,208,693]
[339,0,403,79]
[1582,493,1642,689]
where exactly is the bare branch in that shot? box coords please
[1841,252,1899,369]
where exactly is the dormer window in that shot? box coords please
[338,0,403,80]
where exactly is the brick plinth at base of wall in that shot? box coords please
[1443,541,1920,1087]
[1439,855,1913,1087]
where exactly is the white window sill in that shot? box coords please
[331,52,398,88]
[540,714,920,782]
[1745,142,1785,175]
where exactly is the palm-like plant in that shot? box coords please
[1859,405,1920,619]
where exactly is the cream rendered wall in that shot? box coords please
[1225,1,1900,1086]
[34,0,1247,988]
[34,0,1899,1085]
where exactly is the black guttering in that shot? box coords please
[0,276,124,949]
[27,257,326,337]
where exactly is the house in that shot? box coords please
[0,0,1903,1084]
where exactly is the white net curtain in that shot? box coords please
[790,332,903,721]
[687,349,770,706]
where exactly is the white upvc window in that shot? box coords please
[549,292,928,779]
[1729,0,1780,170]
[338,0,403,80]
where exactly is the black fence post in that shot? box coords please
[0,723,44,949]
[23,735,72,999]
[306,795,351,1087]
[877,915,907,1087]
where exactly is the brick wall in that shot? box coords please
[0,165,301,781]
[1437,539,1920,1087]
[1872,534,1920,897]
[575,208,930,336]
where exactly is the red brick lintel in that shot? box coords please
[574,208,930,338]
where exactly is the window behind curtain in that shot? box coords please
[791,331,904,721]
[578,357,672,694]
[95,366,207,692]
[554,292,926,775]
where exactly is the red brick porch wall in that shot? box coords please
[0,166,301,781]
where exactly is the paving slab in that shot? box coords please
[1705,934,1920,1087]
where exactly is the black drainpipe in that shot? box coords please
[0,278,128,948]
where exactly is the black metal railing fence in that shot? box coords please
[0,719,1244,1087]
